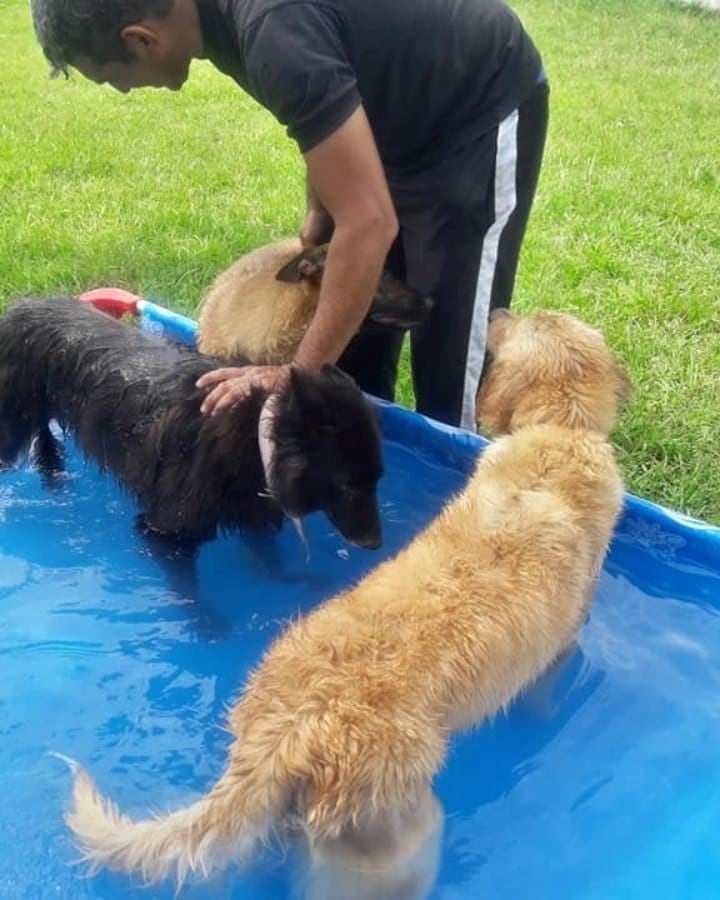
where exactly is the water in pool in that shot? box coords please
[1,429,719,899]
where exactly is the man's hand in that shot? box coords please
[300,206,334,249]
[301,175,335,248]
[196,364,291,415]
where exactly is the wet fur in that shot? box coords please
[476,309,633,434]
[58,310,630,898]
[0,296,383,548]
[197,237,433,363]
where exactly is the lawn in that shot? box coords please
[1,0,718,523]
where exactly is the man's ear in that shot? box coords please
[120,24,161,59]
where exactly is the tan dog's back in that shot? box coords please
[197,238,318,363]
[216,238,303,281]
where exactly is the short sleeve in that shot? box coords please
[243,3,362,152]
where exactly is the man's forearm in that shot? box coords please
[293,221,395,369]
[298,106,399,365]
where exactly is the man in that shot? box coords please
[31,0,548,429]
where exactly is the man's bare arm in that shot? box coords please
[198,105,397,413]
[294,104,398,369]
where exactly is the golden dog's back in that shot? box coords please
[229,421,623,834]
[477,309,633,434]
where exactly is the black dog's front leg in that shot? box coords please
[30,425,66,486]
[133,515,231,639]
[0,408,43,470]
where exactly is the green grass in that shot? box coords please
[1,0,719,523]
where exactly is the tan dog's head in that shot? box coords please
[275,246,434,329]
[476,309,633,436]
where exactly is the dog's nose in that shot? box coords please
[353,530,383,550]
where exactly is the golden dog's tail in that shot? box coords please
[53,745,292,886]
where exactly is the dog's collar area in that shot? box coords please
[257,392,280,491]
[257,393,309,560]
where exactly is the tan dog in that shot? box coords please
[476,308,633,434]
[197,237,433,363]
[58,310,630,899]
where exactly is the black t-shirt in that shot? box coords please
[196,0,543,176]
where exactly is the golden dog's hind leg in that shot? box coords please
[303,790,444,900]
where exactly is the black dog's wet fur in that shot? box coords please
[0,296,383,547]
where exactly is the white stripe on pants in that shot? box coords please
[460,109,519,430]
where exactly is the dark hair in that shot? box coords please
[30,0,173,75]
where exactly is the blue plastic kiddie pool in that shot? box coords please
[1,295,719,899]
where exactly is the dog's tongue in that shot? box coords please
[258,393,310,560]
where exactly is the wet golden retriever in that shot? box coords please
[476,308,633,435]
[57,309,631,899]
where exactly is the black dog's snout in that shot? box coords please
[326,491,383,551]
[352,527,383,551]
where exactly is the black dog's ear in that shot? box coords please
[286,365,315,410]
[319,364,359,389]
[286,365,358,421]
[289,364,356,395]
[275,247,327,284]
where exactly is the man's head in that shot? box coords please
[30,0,201,91]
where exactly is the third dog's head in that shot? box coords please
[476,309,633,436]
[259,365,384,549]
[276,246,433,330]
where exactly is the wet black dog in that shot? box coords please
[0,296,383,550]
